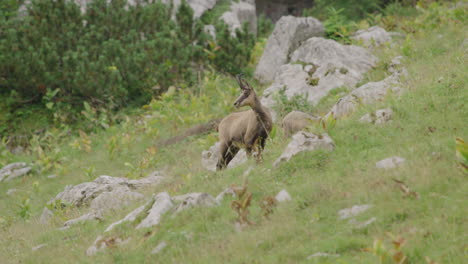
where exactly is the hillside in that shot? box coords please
[0,1,467,263]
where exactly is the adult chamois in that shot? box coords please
[216,74,273,170]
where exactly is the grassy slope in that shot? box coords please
[1,5,467,264]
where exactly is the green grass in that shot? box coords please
[1,4,467,264]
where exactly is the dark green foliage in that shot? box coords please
[210,22,256,76]
[257,14,274,39]
[0,0,253,114]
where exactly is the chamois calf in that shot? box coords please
[216,74,273,170]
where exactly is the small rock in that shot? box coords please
[274,132,334,167]
[40,207,54,225]
[86,236,131,256]
[0,162,32,182]
[172,193,217,214]
[203,24,216,40]
[136,192,174,229]
[338,204,373,220]
[351,26,393,47]
[151,241,167,255]
[215,187,236,204]
[307,252,340,259]
[220,0,257,35]
[359,108,393,124]
[47,175,57,179]
[105,203,147,232]
[6,189,17,195]
[201,142,247,172]
[32,243,47,251]
[351,217,377,229]
[275,190,292,202]
[63,211,103,227]
[376,156,406,169]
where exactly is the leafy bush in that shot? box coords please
[257,14,274,39]
[0,0,256,136]
[209,22,256,76]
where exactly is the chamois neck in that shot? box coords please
[250,96,270,122]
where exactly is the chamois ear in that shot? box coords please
[236,73,252,91]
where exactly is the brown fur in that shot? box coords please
[216,75,273,170]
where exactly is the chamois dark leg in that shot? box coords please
[254,137,267,164]
[223,145,240,168]
[217,142,239,170]
[217,141,230,171]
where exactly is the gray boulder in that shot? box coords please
[254,16,325,83]
[274,132,334,167]
[40,207,54,225]
[48,174,164,213]
[261,37,376,110]
[220,1,257,35]
[201,142,247,172]
[63,211,103,228]
[0,162,32,182]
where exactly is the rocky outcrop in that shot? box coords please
[281,111,319,137]
[0,162,32,182]
[261,37,376,110]
[220,1,257,35]
[327,56,406,119]
[274,132,334,167]
[201,142,247,172]
[48,174,164,211]
[254,16,324,83]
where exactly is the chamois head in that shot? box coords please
[233,74,256,109]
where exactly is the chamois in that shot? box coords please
[216,74,273,171]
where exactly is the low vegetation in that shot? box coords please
[0,1,466,263]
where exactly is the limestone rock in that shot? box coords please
[282,111,319,137]
[338,204,372,220]
[359,108,393,124]
[215,187,236,204]
[307,252,340,259]
[32,244,47,251]
[328,73,402,119]
[86,236,131,256]
[255,16,325,83]
[40,208,54,225]
[49,174,163,212]
[275,189,292,202]
[0,162,32,182]
[203,24,216,40]
[136,192,174,229]
[351,26,393,47]
[6,189,17,195]
[63,211,103,227]
[201,142,248,172]
[274,132,334,167]
[220,1,256,35]
[173,193,217,213]
[376,156,406,169]
[261,37,376,109]
[151,241,168,255]
[105,204,148,232]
